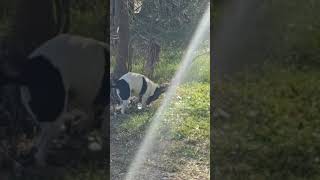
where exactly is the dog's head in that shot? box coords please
[146,83,170,105]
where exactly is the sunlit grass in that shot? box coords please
[164,83,210,141]
[120,82,210,142]
[121,50,210,143]
[119,52,210,176]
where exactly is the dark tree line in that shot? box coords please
[6,0,70,62]
[112,0,129,79]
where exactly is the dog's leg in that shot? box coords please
[33,129,46,166]
[141,95,148,108]
[121,100,129,114]
[34,116,66,166]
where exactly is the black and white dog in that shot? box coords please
[112,72,169,114]
[0,34,109,166]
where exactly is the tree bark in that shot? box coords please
[8,0,57,62]
[0,0,58,144]
[113,0,129,79]
[144,39,160,77]
[128,40,134,72]
[55,0,71,34]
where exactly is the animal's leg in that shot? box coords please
[34,116,65,166]
[141,95,148,108]
[34,123,52,166]
[121,100,129,114]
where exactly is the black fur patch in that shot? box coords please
[21,56,66,122]
[115,79,130,100]
[139,77,147,101]
[146,87,161,105]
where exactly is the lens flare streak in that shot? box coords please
[125,4,210,180]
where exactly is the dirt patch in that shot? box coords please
[110,112,210,180]
[110,114,171,179]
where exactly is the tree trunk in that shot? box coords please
[144,39,160,77]
[0,0,58,147]
[55,0,71,33]
[8,0,57,62]
[113,0,129,79]
[4,0,58,114]
[128,40,134,72]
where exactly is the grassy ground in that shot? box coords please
[214,63,320,180]
[110,53,210,179]
[63,167,108,180]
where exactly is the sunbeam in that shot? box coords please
[124,4,210,180]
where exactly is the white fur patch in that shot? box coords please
[20,86,37,121]
[24,34,108,166]
[116,72,159,113]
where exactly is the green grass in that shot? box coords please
[182,53,210,84]
[130,51,181,83]
[120,107,157,133]
[118,82,210,176]
[214,64,320,180]
[165,82,210,142]
[130,49,210,85]
[120,82,210,142]
[121,51,210,142]
[110,48,210,179]
[63,167,108,180]
[120,53,210,165]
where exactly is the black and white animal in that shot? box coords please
[112,72,169,114]
[0,34,109,166]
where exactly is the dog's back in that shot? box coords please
[29,34,107,109]
[119,72,144,96]
[1,34,110,166]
